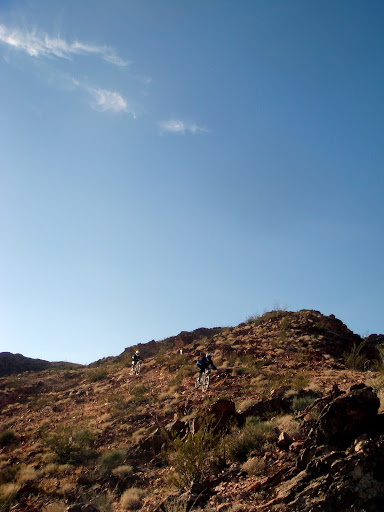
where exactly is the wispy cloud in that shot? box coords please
[158,119,209,135]
[70,78,135,116]
[89,87,135,116]
[0,24,129,66]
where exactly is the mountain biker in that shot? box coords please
[131,350,143,369]
[196,353,217,383]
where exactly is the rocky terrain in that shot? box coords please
[1,309,384,512]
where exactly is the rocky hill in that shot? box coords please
[1,309,384,512]
[0,352,82,377]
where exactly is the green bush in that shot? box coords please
[291,394,317,412]
[167,421,221,489]
[0,430,16,447]
[99,450,126,473]
[45,425,97,464]
[344,341,366,370]
[87,366,109,382]
[226,418,275,462]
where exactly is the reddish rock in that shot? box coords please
[277,431,293,448]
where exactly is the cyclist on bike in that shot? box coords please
[131,350,143,370]
[196,353,216,383]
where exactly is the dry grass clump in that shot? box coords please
[226,417,275,463]
[112,464,133,478]
[131,427,147,444]
[236,398,257,412]
[16,464,41,483]
[43,501,66,512]
[245,307,288,326]
[367,374,384,412]
[99,450,126,473]
[162,493,189,512]
[242,456,266,476]
[120,487,145,510]
[273,414,300,438]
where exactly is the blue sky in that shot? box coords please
[1,1,383,364]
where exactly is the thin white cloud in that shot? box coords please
[0,24,129,66]
[88,87,135,116]
[158,119,209,135]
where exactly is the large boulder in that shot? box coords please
[310,384,380,449]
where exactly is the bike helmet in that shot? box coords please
[206,353,212,358]
[136,350,140,354]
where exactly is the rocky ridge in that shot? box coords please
[0,309,384,512]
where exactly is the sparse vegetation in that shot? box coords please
[167,420,222,489]
[112,465,133,478]
[246,305,288,326]
[226,417,275,462]
[162,494,189,512]
[120,487,145,510]
[344,341,366,370]
[87,366,110,382]
[0,430,16,447]
[44,425,97,464]
[291,394,317,412]
[242,456,266,475]
[99,450,126,473]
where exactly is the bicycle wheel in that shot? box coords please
[135,362,141,375]
[202,372,210,392]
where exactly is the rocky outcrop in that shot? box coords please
[308,384,380,449]
[254,384,384,511]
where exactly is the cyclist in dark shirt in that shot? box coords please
[196,353,216,383]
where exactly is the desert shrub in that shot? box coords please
[228,354,263,378]
[112,465,133,478]
[167,421,221,489]
[131,384,149,404]
[87,366,109,382]
[162,494,189,512]
[44,425,97,464]
[246,307,288,326]
[291,394,317,412]
[120,487,145,510]
[279,317,292,341]
[99,450,126,473]
[291,371,310,390]
[169,365,195,387]
[29,394,55,411]
[109,394,133,422]
[108,384,152,422]
[0,466,19,485]
[344,341,366,370]
[241,456,266,476]
[0,483,21,511]
[0,430,16,447]
[226,417,275,462]
[43,502,66,512]
[16,465,40,483]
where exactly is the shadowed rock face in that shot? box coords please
[310,384,380,449]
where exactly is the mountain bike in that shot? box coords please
[195,368,210,392]
[130,361,141,375]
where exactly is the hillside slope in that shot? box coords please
[1,309,383,512]
[0,352,82,377]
